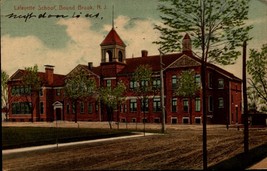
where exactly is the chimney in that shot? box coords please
[141,50,148,57]
[88,62,93,70]
[182,33,192,52]
[44,65,54,86]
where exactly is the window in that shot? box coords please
[153,98,161,112]
[39,88,43,96]
[132,118,136,123]
[121,118,126,122]
[130,80,138,90]
[183,99,189,112]
[80,102,84,113]
[11,102,31,114]
[72,103,76,114]
[20,86,25,94]
[118,51,123,62]
[208,73,213,88]
[56,89,61,96]
[11,86,31,96]
[153,79,161,89]
[172,75,177,89]
[218,97,224,108]
[172,98,177,112]
[120,104,124,113]
[171,117,178,124]
[142,118,148,123]
[66,103,70,114]
[195,74,201,86]
[141,80,149,87]
[154,118,160,123]
[195,117,201,124]
[183,117,189,124]
[195,98,201,112]
[124,104,128,113]
[141,98,149,112]
[130,99,137,112]
[209,96,214,111]
[95,102,98,113]
[218,79,224,89]
[88,103,93,114]
[106,80,111,87]
[40,102,44,114]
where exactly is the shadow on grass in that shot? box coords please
[208,143,267,170]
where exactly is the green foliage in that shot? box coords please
[175,70,200,97]
[1,70,9,107]
[22,64,42,92]
[132,64,153,96]
[99,81,126,109]
[64,70,97,100]
[247,43,267,107]
[154,0,252,64]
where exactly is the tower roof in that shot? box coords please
[100,28,126,47]
[183,33,191,39]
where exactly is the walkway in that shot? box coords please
[2,132,157,155]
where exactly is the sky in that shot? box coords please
[1,0,267,79]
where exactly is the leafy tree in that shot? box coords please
[154,0,252,169]
[64,70,97,123]
[1,70,9,121]
[132,64,153,134]
[99,81,126,129]
[22,65,43,122]
[247,44,267,109]
[175,70,200,124]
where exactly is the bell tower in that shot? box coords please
[100,6,126,64]
[100,28,126,63]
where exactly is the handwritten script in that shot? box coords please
[5,12,103,22]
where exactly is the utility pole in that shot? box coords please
[159,49,166,133]
[243,41,249,153]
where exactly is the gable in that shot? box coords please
[67,65,99,78]
[167,55,201,69]
[9,70,25,81]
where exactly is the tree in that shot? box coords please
[22,65,42,122]
[175,70,200,124]
[99,81,126,129]
[1,70,9,121]
[154,0,252,169]
[247,44,267,110]
[132,64,153,134]
[64,70,97,123]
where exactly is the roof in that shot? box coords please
[116,51,241,82]
[79,64,102,76]
[9,69,65,87]
[119,53,184,74]
[100,28,126,47]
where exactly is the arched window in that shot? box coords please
[118,51,123,62]
[106,50,113,62]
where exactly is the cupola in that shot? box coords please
[182,33,192,52]
[100,28,126,63]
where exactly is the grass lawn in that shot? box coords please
[2,127,135,150]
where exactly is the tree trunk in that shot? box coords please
[189,97,192,124]
[75,100,78,123]
[201,60,208,170]
[107,107,113,129]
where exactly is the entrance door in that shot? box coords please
[56,108,61,120]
